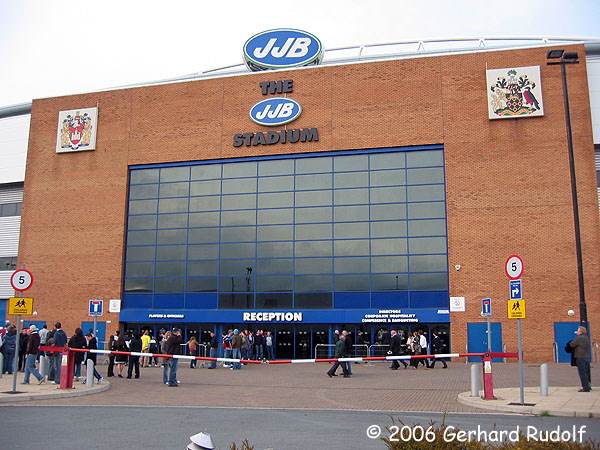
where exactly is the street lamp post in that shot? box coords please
[546,49,588,329]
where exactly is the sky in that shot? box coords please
[0,0,599,107]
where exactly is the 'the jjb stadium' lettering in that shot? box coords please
[233,128,319,147]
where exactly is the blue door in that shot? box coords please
[467,322,503,362]
[554,322,580,363]
[81,321,107,349]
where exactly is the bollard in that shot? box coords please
[540,363,549,396]
[39,355,48,377]
[86,360,94,386]
[59,349,74,389]
[470,363,482,397]
[0,353,3,379]
[481,353,495,400]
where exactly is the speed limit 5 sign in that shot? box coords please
[10,269,34,292]
[505,255,524,280]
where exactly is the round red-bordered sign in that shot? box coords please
[10,269,34,292]
[504,255,524,280]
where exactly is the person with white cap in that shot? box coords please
[22,324,46,384]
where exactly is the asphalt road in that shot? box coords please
[1,406,598,450]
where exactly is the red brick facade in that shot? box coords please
[19,44,599,361]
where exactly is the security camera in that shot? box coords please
[454,264,461,271]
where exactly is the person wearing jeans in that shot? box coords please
[208,331,218,369]
[51,322,67,384]
[23,325,45,384]
[166,328,182,386]
[570,326,592,392]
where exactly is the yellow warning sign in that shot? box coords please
[8,297,33,315]
[508,299,526,319]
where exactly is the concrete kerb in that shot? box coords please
[458,387,600,418]
[0,381,110,403]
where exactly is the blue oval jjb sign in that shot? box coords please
[249,97,302,126]
[243,29,323,71]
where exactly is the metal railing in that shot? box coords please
[369,344,390,357]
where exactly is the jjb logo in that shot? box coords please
[250,97,302,126]
[244,29,323,71]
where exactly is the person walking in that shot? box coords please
[428,331,448,369]
[107,330,119,377]
[231,329,243,370]
[161,331,171,384]
[166,328,183,386]
[343,330,353,376]
[51,322,67,384]
[409,332,421,369]
[569,326,592,392]
[114,333,128,378]
[2,325,16,374]
[127,332,142,379]
[83,332,103,383]
[187,335,199,368]
[389,330,407,369]
[327,334,350,378]
[68,328,87,380]
[18,328,29,372]
[22,325,46,385]
[140,330,151,368]
[419,330,429,368]
[222,330,232,367]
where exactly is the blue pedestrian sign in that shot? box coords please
[89,299,103,317]
[510,280,522,300]
[481,298,492,317]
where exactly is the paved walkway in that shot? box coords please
[459,387,600,417]
[0,373,109,403]
[2,360,597,414]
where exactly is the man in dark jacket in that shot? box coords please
[208,331,218,369]
[327,335,350,378]
[51,322,67,384]
[18,329,29,372]
[570,326,592,392]
[343,330,353,375]
[23,325,45,384]
[127,332,142,379]
[428,331,448,369]
[166,328,183,386]
[84,332,103,383]
[389,330,408,369]
[107,330,119,377]
[2,325,16,374]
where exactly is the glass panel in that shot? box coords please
[295,275,332,292]
[294,240,332,257]
[407,185,445,202]
[220,226,256,242]
[371,238,407,255]
[220,259,255,275]
[257,258,293,274]
[219,293,254,308]
[189,211,220,227]
[158,229,187,245]
[258,192,293,209]
[370,186,406,203]
[334,257,370,274]
[222,161,257,178]
[159,182,189,198]
[124,278,153,292]
[408,202,446,219]
[190,180,221,196]
[188,260,219,276]
[334,239,370,256]
[158,213,187,229]
[295,174,332,190]
[407,167,444,185]
[125,262,154,277]
[409,255,448,272]
[256,293,293,309]
[126,246,155,261]
[258,208,293,225]
[295,223,332,240]
[407,219,446,237]
[221,194,256,210]
[370,169,406,187]
[258,176,293,192]
[372,274,408,290]
[156,261,186,277]
[129,199,158,215]
[257,242,293,258]
[220,243,255,259]
[188,227,219,244]
[187,277,218,292]
[256,276,293,292]
[222,178,257,194]
[295,258,332,274]
[335,275,369,291]
[155,277,185,293]
[294,206,332,223]
[258,159,294,176]
[131,169,159,184]
[334,205,369,222]
[188,244,219,260]
[189,196,220,212]
[128,215,157,230]
[219,277,254,293]
[295,156,332,174]
[371,256,408,273]
[370,152,405,170]
[370,204,406,221]
[295,190,332,207]
[406,150,443,168]
[334,172,368,188]
[294,292,332,308]
[334,188,368,205]
[127,230,156,245]
[156,245,186,260]
[257,225,293,241]
[160,166,190,182]
[334,222,369,239]
[191,164,221,180]
[130,184,159,200]
[371,220,407,238]
[409,237,447,254]
[334,154,368,172]
[158,198,188,214]
[221,210,256,226]
[410,273,448,290]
